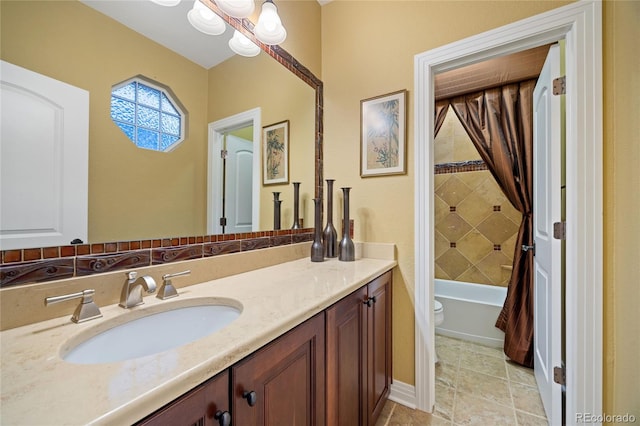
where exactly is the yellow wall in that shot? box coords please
[322,1,640,418]
[603,0,640,418]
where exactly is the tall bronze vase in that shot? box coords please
[291,182,301,229]
[323,179,338,258]
[310,198,324,262]
[339,187,355,261]
[273,192,282,230]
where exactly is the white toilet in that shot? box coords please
[434,299,444,363]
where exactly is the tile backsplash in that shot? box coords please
[434,109,521,286]
[1,229,313,288]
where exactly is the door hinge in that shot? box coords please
[553,365,566,386]
[553,222,567,240]
[220,149,228,159]
[553,76,566,95]
[219,217,227,226]
[522,243,535,255]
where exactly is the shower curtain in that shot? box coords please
[435,80,536,367]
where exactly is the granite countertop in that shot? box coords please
[0,255,396,425]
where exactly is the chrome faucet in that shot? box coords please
[120,271,156,308]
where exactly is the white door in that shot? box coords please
[224,135,253,233]
[533,44,562,425]
[0,61,89,250]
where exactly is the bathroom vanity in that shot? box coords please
[138,271,391,426]
[0,247,395,425]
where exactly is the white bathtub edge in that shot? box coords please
[434,279,507,348]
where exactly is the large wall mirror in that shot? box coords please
[0,0,322,254]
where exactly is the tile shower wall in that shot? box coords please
[434,110,522,286]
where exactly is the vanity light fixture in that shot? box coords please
[228,30,261,57]
[149,0,181,6]
[151,0,287,53]
[254,0,287,45]
[213,0,254,18]
[187,0,226,35]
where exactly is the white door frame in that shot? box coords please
[414,1,602,422]
[208,107,261,234]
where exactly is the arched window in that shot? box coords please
[110,76,186,152]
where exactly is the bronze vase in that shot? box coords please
[339,187,355,261]
[311,198,324,262]
[291,182,301,229]
[322,179,338,257]
[273,192,281,230]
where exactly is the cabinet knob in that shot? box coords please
[214,410,231,426]
[363,296,377,307]
[242,390,257,407]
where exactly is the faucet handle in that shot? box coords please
[157,270,191,300]
[45,289,102,323]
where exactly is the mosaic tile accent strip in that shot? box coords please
[435,160,487,174]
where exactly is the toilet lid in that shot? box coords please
[434,300,443,312]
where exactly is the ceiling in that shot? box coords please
[80,0,236,69]
[81,0,330,69]
[82,0,546,93]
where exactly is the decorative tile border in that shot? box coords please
[0,229,313,288]
[76,250,151,276]
[0,258,75,288]
[435,160,487,174]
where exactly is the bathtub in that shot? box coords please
[435,279,507,348]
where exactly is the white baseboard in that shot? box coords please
[388,380,417,410]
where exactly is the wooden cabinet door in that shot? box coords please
[232,312,325,426]
[136,370,230,426]
[366,271,392,425]
[326,286,368,426]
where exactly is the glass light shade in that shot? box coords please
[228,30,260,57]
[187,0,226,35]
[214,0,254,18]
[150,0,181,6]
[254,1,286,45]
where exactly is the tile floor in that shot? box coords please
[375,335,549,425]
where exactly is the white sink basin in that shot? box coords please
[62,300,242,364]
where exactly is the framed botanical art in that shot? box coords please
[263,120,289,185]
[360,89,407,177]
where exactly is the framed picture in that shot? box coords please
[263,120,289,185]
[360,89,407,177]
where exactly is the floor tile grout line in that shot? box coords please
[504,357,520,425]
[382,401,395,426]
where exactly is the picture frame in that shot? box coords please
[263,120,289,185]
[360,89,407,177]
